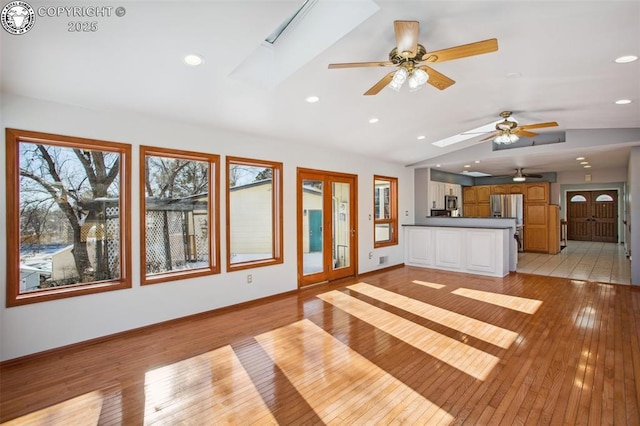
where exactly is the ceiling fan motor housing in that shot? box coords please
[389,44,427,64]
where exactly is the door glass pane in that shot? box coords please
[332,182,350,270]
[595,194,614,202]
[302,179,323,275]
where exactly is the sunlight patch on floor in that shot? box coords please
[349,282,518,349]
[412,280,446,289]
[1,391,103,426]
[452,288,542,314]
[143,345,276,424]
[255,319,454,425]
[317,291,499,380]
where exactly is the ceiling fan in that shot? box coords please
[328,20,498,95]
[494,168,543,182]
[481,111,559,144]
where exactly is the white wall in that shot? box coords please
[0,94,414,360]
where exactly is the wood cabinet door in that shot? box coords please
[463,204,478,217]
[476,186,491,203]
[463,186,476,203]
[525,183,549,203]
[508,184,524,194]
[491,185,508,195]
[477,203,491,217]
[524,203,549,252]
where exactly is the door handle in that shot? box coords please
[351,229,356,237]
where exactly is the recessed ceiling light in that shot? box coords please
[436,164,441,167]
[584,165,592,168]
[576,157,585,161]
[305,96,319,103]
[615,55,638,63]
[464,164,471,168]
[462,170,469,173]
[580,161,589,165]
[474,160,480,164]
[183,54,204,66]
[368,118,379,124]
[417,135,426,140]
[615,99,632,105]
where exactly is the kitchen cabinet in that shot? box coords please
[463,203,478,217]
[491,185,508,195]
[524,203,548,252]
[429,182,461,213]
[525,182,549,203]
[508,183,524,194]
[463,186,476,203]
[476,186,491,203]
[478,203,492,217]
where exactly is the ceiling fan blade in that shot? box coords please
[514,129,538,138]
[519,121,559,130]
[480,132,499,141]
[420,66,455,90]
[394,20,420,58]
[524,174,543,178]
[328,61,395,69]
[421,38,498,63]
[363,71,395,96]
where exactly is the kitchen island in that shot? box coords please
[404,217,518,278]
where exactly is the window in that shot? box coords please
[373,175,398,247]
[5,129,131,306]
[226,157,283,271]
[140,146,220,284]
[595,194,614,202]
[570,195,587,202]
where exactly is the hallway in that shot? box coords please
[517,241,631,285]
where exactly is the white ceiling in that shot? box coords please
[2,1,640,177]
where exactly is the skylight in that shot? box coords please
[431,119,506,148]
[265,0,316,44]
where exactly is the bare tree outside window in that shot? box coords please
[6,129,131,306]
[141,146,220,284]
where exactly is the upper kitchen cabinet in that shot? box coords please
[525,182,550,203]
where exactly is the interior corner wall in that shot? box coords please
[0,93,414,361]
[629,146,640,285]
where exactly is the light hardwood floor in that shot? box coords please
[518,241,632,285]
[1,266,639,424]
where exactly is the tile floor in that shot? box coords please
[517,240,632,285]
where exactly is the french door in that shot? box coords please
[297,168,357,287]
[567,190,617,242]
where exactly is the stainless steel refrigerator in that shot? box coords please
[490,194,524,251]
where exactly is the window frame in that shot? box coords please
[373,175,398,248]
[226,156,283,271]
[5,128,132,307]
[140,146,221,285]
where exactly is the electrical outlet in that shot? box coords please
[247,274,252,284]
[369,252,373,259]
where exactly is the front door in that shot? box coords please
[298,168,357,287]
[567,190,617,242]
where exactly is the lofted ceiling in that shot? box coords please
[2,1,640,177]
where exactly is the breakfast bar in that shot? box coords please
[404,217,518,278]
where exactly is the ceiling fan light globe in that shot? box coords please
[388,79,403,91]
[494,133,509,144]
[392,67,408,84]
[513,176,526,182]
[508,134,519,143]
